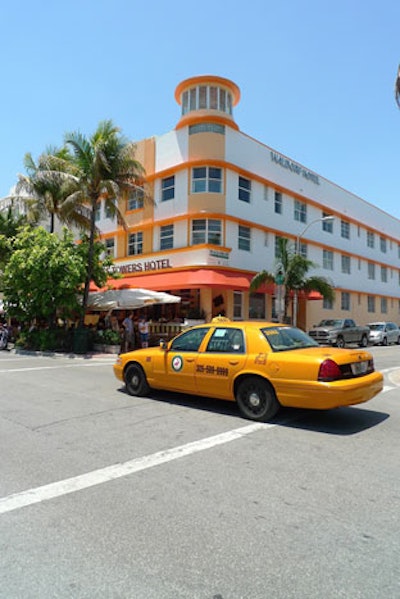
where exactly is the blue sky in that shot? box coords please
[2,0,400,218]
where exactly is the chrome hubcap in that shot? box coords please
[248,392,261,408]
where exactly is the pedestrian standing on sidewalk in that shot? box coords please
[138,316,149,348]
[121,312,134,353]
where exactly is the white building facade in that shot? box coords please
[69,75,400,329]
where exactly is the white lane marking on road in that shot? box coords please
[382,385,395,393]
[0,362,113,373]
[0,422,274,515]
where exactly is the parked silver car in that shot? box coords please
[367,322,400,346]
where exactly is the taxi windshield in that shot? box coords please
[262,326,319,352]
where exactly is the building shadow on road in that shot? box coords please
[118,387,389,435]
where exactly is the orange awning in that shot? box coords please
[90,269,253,292]
[90,269,322,299]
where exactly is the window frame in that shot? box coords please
[238,176,251,203]
[294,199,307,223]
[160,224,174,251]
[341,220,350,240]
[238,224,251,251]
[161,176,175,202]
[127,231,143,256]
[192,167,222,194]
[191,218,222,246]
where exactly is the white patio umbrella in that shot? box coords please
[87,288,181,311]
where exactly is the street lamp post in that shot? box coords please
[293,215,334,327]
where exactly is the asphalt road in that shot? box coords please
[0,346,399,599]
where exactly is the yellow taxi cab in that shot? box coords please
[113,318,383,422]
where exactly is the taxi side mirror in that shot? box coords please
[160,339,168,351]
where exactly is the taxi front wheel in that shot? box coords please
[236,377,279,422]
[124,363,150,396]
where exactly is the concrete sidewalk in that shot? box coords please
[9,347,117,360]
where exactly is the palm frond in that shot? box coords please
[395,64,400,108]
[250,270,275,292]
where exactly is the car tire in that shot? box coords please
[397,337,400,345]
[336,336,345,348]
[235,376,280,422]
[359,335,368,348]
[382,336,388,346]
[124,363,150,396]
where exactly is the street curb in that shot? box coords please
[9,348,117,361]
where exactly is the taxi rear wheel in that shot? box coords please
[124,363,150,396]
[236,377,279,422]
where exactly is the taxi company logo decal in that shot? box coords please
[172,355,183,372]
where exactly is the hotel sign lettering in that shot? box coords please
[111,258,172,274]
[270,151,320,185]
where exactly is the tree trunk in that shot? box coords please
[79,198,97,327]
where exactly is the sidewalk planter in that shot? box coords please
[93,329,121,354]
[93,343,120,354]
[103,344,120,354]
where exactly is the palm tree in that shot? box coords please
[15,147,91,234]
[63,119,147,324]
[250,237,335,324]
[0,204,28,278]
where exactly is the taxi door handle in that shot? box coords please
[229,360,239,365]
[186,358,195,363]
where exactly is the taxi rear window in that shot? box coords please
[262,326,318,352]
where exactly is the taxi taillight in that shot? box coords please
[318,359,342,382]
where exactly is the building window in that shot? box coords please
[323,297,333,310]
[294,199,307,223]
[128,188,144,210]
[298,241,307,258]
[238,225,251,251]
[274,191,282,214]
[367,296,375,313]
[189,123,225,135]
[322,212,333,233]
[367,231,375,248]
[192,167,222,193]
[105,199,117,219]
[95,203,101,222]
[341,292,350,311]
[341,220,350,239]
[341,255,351,274]
[105,237,115,257]
[323,249,334,270]
[160,224,174,250]
[192,219,222,245]
[368,262,375,280]
[275,235,287,258]
[182,85,233,116]
[161,176,175,202]
[381,266,388,283]
[238,176,251,203]
[381,297,387,313]
[128,232,143,255]
[233,291,243,320]
[380,236,387,253]
[249,293,265,319]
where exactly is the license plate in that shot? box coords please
[351,361,368,375]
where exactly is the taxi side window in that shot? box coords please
[170,327,209,352]
[206,328,245,353]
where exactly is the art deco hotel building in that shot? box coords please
[95,75,400,330]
